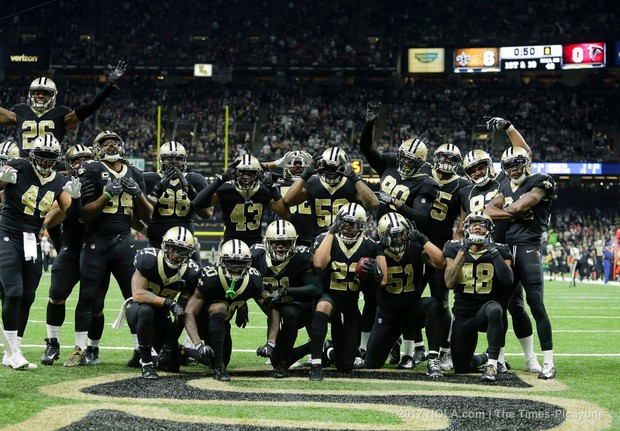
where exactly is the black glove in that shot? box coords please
[195,342,214,367]
[263,288,287,309]
[484,237,500,258]
[483,116,512,131]
[256,341,275,358]
[121,176,142,197]
[361,257,383,282]
[148,169,176,200]
[259,170,274,188]
[366,101,382,123]
[80,178,96,201]
[163,298,184,318]
[172,167,198,200]
[106,60,127,90]
[378,191,395,206]
[104,178,123,197]
[409,225,429,245]
[328,211,343,235]
[218,159,241,182]
[336,162,360,184]
[235,303,249,328]
[300,154,324,181]
[459,237,473,253]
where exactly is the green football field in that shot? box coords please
[0,275,618,431]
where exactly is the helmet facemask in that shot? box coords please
[27,78,57,112]
[464,214,494,244]
[319,163,342,186]
[30,137,61,176]
[433,148,462,174]
[501,156,530,186]
[218,239,252,280]
[161,227,196,269]
[159,141,188,173]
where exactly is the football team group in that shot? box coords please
[0,62,557,384]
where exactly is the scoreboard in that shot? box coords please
[499,45,562,71]
[453,47,500,73]
[562,42,606,69]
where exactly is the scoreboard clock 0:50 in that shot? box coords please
[500,45,562,71]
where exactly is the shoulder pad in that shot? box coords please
[133,248,159,271]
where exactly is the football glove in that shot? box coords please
[299,153,324,181]
[274,151,297,168]
[328,211,343,235]
[163,298,184,319]
[259,170,274,188]
[121,176,142,197]
[360,257,383,282]
[104,177,123,197]
[483,237,500,258]
[218,159,241,182]
[377,191,395,206]
[62,176,82,199]
[483,116,512,131]
[256,341,276,358]
[366,101,382,123]
[409,225,429,245]
[0,167,17,184]
[263,288,287,310]
[235,303,249,328]
[148,169,176,201]
[195,343,214,367]
[336,162,360,184]
[106,60,127,90]
[459,237,473,253]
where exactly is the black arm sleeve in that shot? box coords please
[396,194,434,230]
[74,85,114,121]
[287,271,322,301]
[492,254,514,287]
[358,121,386,174]
[192,177,223,209]
[47,225,62,254]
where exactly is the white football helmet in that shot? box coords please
[319,147,348,186]
[30,135,61,176]
[397,133,428,178]
[501,146,532,186]
[64,144,93,176]
[377,212,410,253]
[283,151,310,181]
[93,130,125,162]
[462,150,495,186]
[234,154,263,191]
[463,211,494,244]
[27,77,57,112]
[335,203,367,245]
[0,141,20,167]
[264,220,297,262]
[433,143,462,174]
[159,141,187,172]
[161,226,196,269]
[218,239,252,279]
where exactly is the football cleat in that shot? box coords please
[322,340,334,367]
[413,348,428,366]
[157,345,180,372]
[525,354,542,373]
[438,350,454,371]
[63,347,86,367]
[213,365,231,382]
[398,355,414,369]
[141,362,159,380]
[538,363,556,380]
[353,356,364,369]
[388,338,402,365]
[426,358,443,378]
[41,337,60,365]
[127,348,141,368]
[309,364,323,381]
[481,364,497,382]
[497,360,510,374]
[273,365,287,379]
[7,350,30,370]
[85,346,100,365]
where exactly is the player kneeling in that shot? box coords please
[124,227,200,379]
[444,212,515,382]
[364,212,447,378]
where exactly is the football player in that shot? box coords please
[0,61,126,156]
[485,137,557,380]
[125,227,201,379]
[282,146,379,240]
[0,136,79,369]
[252,220,321,378]
[184,239,279,382]
[444,212,515,382]
[364,212,447,378]
[40,145,102,365]
[64,131,153,367]
[192,154,290,246]
[143,141,211,261]
[309,203,387,381]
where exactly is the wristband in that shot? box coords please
[505,124,515,133]
[267,340,276,348]
[104,191,113,199]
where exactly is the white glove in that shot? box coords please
[297,151,313,166]
[274,151,298,168]
[62,176,82,199]
[0,167,17,184]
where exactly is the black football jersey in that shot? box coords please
[197,265,264,321]
[500,173,555,246]
[375,154,440,221]
[304,175,359,238]
[278,179,314,243]
[314,232,383,312]
[60,199,85,248]
[79,161,146,238]
[425,171,471,247]
[144,171,207,242]
[217,181,278,245]
[460,173,508,243]
[0,158,66,233]
[444,240,512,317]
[11,104,72,157]
[377,241,426,311]
[133,247,200,300]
